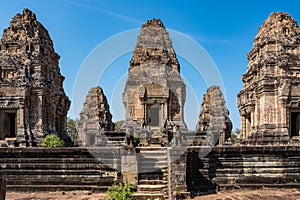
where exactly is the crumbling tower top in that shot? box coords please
[129,18,180,72]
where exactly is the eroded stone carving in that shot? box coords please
[77,86,114,146]
[196,86,232,145]
[0,8,70,146]
[237,12,300,145]
[122,18,187,131]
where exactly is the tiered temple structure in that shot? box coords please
[0,9,70,146]
[122,19,187,131]
[77,86,114,146]
[237,12,300,145]
[196,86,232,146]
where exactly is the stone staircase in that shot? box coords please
[0,148,122,192]
[104,131,127,147]
[133,147,170,200]
[95,131,127,147]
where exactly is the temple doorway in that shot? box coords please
[0,110,16,139]
[245,114,251,137]
[291,112,300,137]
[147,104,160,127]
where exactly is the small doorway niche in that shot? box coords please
[291,112,300,137]
[88,134,95,146]
[55,116,63,137]
[147,104,160,127]
[245,114,251,136]
[0,110,17,139]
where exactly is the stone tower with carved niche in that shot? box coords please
[0,9,70,146]
[196,86,232,146]
[237,12,300,144]
[77,86,114,146]
[122,19,187,131]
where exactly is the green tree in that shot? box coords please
[106,182,136,200]
[231,128,240,144]
[66,117,78,145]
[41,134,64,147]
[114,120,124,131]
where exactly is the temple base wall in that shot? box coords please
[187,146,300,195]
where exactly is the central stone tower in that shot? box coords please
[122,19,187,131]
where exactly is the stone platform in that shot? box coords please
[0,147,124,192]
[187,145,300,196]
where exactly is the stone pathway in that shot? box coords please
[6,191,106,200]
[194,189,300,200]
[6,188,300,200]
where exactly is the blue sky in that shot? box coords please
[1,0,300,130]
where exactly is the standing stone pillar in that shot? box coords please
[254,101,260,130]
[251,108,255,130]
[160,102,164,127]
[0,175,6,200]
[169,147,189,199]
[241,116,246,141]
[280,98,288,129]
[34,90,44,145]
[17,98,27,147]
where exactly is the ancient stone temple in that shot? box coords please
[0,9,70,146]
[237,12,300,145]
[77,86,114,146]
[196,86,232,145]
[122,19,187,131]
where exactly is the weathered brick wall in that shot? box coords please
[0,147,125,192]
[187,146,300,194]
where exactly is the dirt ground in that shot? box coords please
[6,191,107,200]
[194,188,300,200]
[5,188,300,200]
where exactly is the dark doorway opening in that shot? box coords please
[55,116,63,137]
[88,134,95,146]
[0,111,16,139]
[291,112,300,137]
[148,105,160,127]
[245,114,251,136]
[7,113,16,137]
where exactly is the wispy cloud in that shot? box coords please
[62,0,142,25]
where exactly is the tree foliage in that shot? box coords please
[106,182,136,200]
[231,128,240,144]
[114,120,124,131]
[66,117,78,145]
[41,134,64,147]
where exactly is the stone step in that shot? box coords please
[139,180,168,185]
[136,147,170,199]
[106,136,126,141]
[138,169,168,174]
[137,147,168,151]
[133,192,165,200]
[138,151,167,156]
[138,158,168,163]
[138,153,167,157]
[137,184,167,193]
[138,149,167,153]
[138,167,168,174]
[139,173,164,179]
[138,161,168,168]
[105,141,126,146]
